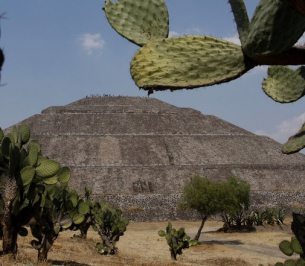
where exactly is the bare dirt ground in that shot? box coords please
[0,219,296,266]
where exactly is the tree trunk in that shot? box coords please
[221,213,232,233]
[170,248,177,260]
[78,222,90,239]
[2,222,18,256]
[291,212,305,259]
[37,232,56,262]
[0,175,19,255]
[194,215,207,241]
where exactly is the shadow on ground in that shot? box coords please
[50,260,91,266]
[202,239,243,246]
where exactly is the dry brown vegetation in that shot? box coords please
[0,219,296,266]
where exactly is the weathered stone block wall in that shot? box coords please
[6,96,305,221]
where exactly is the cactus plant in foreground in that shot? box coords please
[274,237,305,266]
[0,124,71,259]
[158,222,198,260]
[103,0,305,151]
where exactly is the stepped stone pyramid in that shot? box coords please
[9,96,305,221]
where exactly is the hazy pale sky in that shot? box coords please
[1,0,305,144]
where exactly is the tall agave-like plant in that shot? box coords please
[103,0,305,153]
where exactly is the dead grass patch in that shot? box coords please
[0,220,294,266]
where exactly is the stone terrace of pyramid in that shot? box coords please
[10,96,305,221]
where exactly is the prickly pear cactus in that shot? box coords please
[275,238,305,266]
[242,0,305,57]
[262,66,305,103]
[281,123,305,154]
[158,222,198,260]
[228,0,249,46]
[103,0,169,47]
[131,36,253,91]
[93,200,129,255]
[279,240,294,256]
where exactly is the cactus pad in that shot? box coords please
[158,230,166,237]
[35,159,61,178]
[295,259,305,266]
[20,124,30,144]
[0,128,4,143]
[26,144,39,167]
[78,201,90,215]
[42,175,59,185]
[243,0,305,57]
[18,226,28,237]
[104,0,169,47]
[262,66,305,103]
[73,213,85,225]
[131,36,253,92]
[20,166,35,186]
[291,237,303,255]
[1,137,11,159]
[27,139,41,154]
[279,240,294,256]
[282,123,305,154]
[228,0,249,46]
[284,259,298,266]
[57,167,71,184]
[9,145,20,176]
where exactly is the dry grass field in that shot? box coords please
[0,219,296,266]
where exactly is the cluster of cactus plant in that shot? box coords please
[158,222,198,260]
[274,237,305,266]
[0,124,71,259]
[0,125,129,261]
[93,200,129,255]
[29,185,94,261]
[103,0,305,153]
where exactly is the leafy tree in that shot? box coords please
[218,177,250,231]
[178,176,250,240]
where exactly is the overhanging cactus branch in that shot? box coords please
[281,0,305,15]
[253,47,305,66]
[228,0,250,46]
